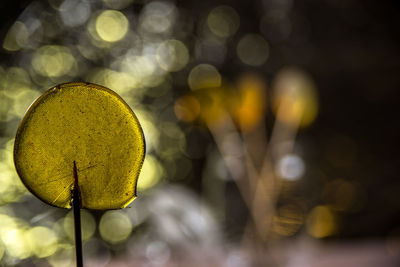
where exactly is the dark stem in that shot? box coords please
[73,161,83,267]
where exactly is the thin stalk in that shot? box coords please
[73,161,83,267]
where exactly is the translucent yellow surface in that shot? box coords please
[14,82,145,210]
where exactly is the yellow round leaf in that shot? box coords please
[14,82,145,210]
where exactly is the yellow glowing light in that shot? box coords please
[176,88,233,126]
[233,73,267,132]
[95,10,129,42]
[119,54,165,87]
[27,226,58,258]
[237,34,269,66]
[202,88,233,126]
[272,68,318,128]
[207,5,240,38]
[174,95,201,122]
[3,21,29,51]
[32,45,75,77]
[0,159,28,203]
[105,71,138,95]
[188,64,222,90]
[0,214,17,236]
[120,55,157,77]
[99,210,132,244]
[63,210,96,241]
[306,205,337,238]
[0,165,14,194]
[156,39,189,72]
[2,228,31,259]
[0,139,28,202]
[89,68,139,95]
[137,154,163,191]
[132,110,160,156]
[5,138,17,166]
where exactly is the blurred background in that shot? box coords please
[0,0,400,266]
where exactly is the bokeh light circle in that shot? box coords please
[95,10,129,42]
[156,39,189,72]
[207,5,240,38]
[32,45,75,77]
[188,64,221,90]
[99,211,133,244]
[236,34,269,66]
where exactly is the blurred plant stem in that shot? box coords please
[207,101,301,248]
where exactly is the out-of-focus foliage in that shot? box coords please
[14,82,145,209]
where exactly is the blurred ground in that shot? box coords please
[0,0,400,266]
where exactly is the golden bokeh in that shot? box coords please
[26,226,58,258]
[120,54,165,88]
[272,67,318,128]
[306,205,337,238]
[137,154,163,191]
[99,210,133,244]
[133,109,160,154]
[0,215,31,259]
[95,10,129,42]
[233,73,267,132]
[63,210,96,241]
[156,39,190,72]
[199,89,231,126]
[31,45,75,77]
[0,139,28,204]
[88,68,139,96]
[3,229,31,259]
[188,64,222,90]
[174,95,201,122]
